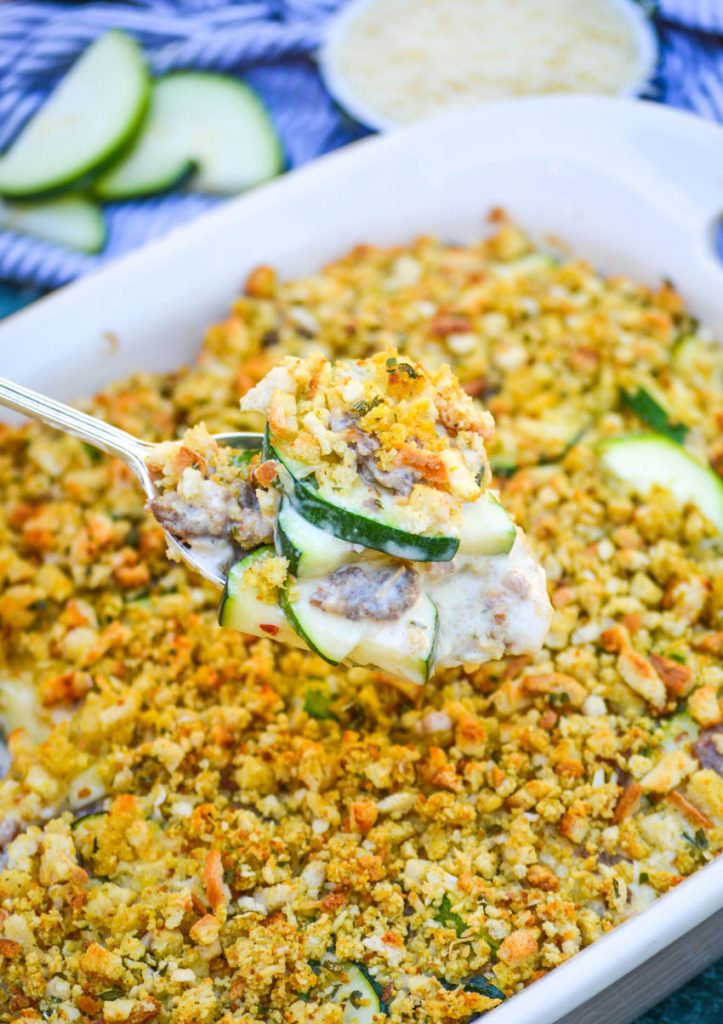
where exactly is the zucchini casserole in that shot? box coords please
[146,352,551,683]
[1,218,722,1024]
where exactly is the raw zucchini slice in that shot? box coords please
[0,196,106,252]
[350,591,438,685]
[279,577,364,665]
[326,963,383,1024]
[599,433,723,531]
[95,72,282,199]
[269,437,459,562]
[276,498,355,578]
[621,387,687,444]
[457,492,516,555]
[0,31,149,198]
[219,546,302,647]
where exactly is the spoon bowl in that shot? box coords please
[0,376,263,587]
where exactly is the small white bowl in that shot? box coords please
[319,0,661,132]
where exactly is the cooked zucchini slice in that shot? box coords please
[350,591,438,685]
[457,492,515,555]
[673,333,723,385]
[276,498,355,578]
[599,433,723,532]
[490,252,557,278]
[326,963,383,1024]
[491,405,589,469]
[621,387,687,444]
[279,577,364,665]
[269,437,459,563]
[219,546,302,647]
[440,974,507,1001]
[0,31,149,198]
[490,456,518,478]
[281,570,438,683]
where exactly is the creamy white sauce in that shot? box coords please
[426,530,552,670]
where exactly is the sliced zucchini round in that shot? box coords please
[350,591,438,685]
[0,31,149,198]
[270,438,459,563]
[326,963,383,1024]
[96,72,282,199]
[279,577,364,665]
[598,433,723,532]
[276,498,355,578]
[0,196,106,252]
[219,546,302,647]
[457,492,516,556]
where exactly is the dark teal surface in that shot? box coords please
[0,282,720,1019]
[0,281,43,317]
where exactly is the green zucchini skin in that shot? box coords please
[621,388,687,444]
[277,582,338,664]
[276,498,354,578]
[288,477,459,562]
[276,513,303,575]
[278,578,362,665]
[440,974,506,1001]
[0,195,106,253]
[96,72,282,199]
[71,810,108,830]
[325,962,383,1023]
[266,433,459,563]
[278,566,437,683]
[0,31,150,199]
[219,546,302,647]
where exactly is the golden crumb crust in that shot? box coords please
[0,218,721,1024]
[240,350,493,509]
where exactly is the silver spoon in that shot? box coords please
[0,376,263,587]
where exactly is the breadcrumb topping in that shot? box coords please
[1,219,721,1024]
[241,350,494,521]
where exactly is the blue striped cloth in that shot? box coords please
[0,0,720,289]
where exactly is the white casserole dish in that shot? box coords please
[0,95,722,1023]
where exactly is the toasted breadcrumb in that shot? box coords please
[1,222,721,1023]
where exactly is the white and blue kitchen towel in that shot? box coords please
[0,0,721,289]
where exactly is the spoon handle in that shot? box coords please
[0,376,150,469]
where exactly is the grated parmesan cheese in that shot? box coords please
[325,0,651,126]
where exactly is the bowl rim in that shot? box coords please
[318,0,661,132]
